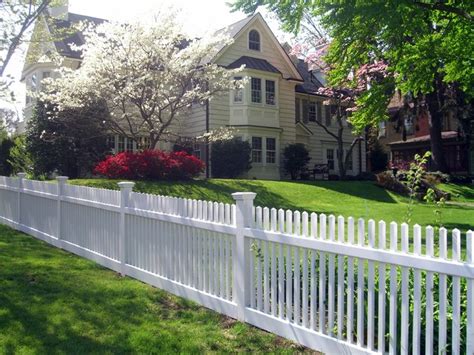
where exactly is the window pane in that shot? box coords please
[266,137,276,151]
[251,136,262,163]
[326,149,334,169]
[266,137,276,164]
[265,80,275,105]
[118,136,125,152]
[295,98,301,122]
[234,76,243,102]
[126,138,134,152]
[252,136,262,149]
[251,78,261,103]
[249,30,260,51]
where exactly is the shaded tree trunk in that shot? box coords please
[426,92,449,173]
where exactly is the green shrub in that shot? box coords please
[283,143,310,180]
[211,138,251,178]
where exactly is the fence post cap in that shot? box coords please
[117,181,135,189]
[231,192,256,201]
[17,172,27,178]
[56,176,69,183]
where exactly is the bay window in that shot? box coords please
[265,80,275,105]
[251,78,262,103]
[251,137,262,163]
[266,138,276,164]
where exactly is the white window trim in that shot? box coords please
[248,29,261,52]
[247,75,279,108]
[250,135,279,167]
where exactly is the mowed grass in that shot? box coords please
[0,224,308,354]
[70,179,474,232]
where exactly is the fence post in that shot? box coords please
[232,192,256,321]
[118,181,135,276]
[467,231,474,355]
[56,176,68,247]
[16,172,26,230]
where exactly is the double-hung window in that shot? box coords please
[251,137,262,163]
[295,98,301,122]
[266,138,276,164]
[251,78,262,103]
[326,149,335,170]
[233,76,243,103]
[126,138,134,152]
[265,80,275,105]
[118,136,125,152]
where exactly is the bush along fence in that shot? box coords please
[0,174,473,354]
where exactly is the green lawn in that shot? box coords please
[0,224,307,354]
[70,179,474,233]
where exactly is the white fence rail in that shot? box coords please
[0,174,473,354]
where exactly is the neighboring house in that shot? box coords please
[22,4,366,180]
[378,95,473,174]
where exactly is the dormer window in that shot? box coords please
[249,30,260,51]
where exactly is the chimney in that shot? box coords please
[48,0,69,20]
[282,42,299,67]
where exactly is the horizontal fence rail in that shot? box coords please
[0,174,472,354]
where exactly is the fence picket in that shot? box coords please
[438,228,448,353]
[377,221,386,354]
[337,215,345,340]
[346,217,355,344]
[413,225,422,355]
[356,218,365,347]
[1,176,472,355]
[319,213,327,333]
[389,222,398,355]
[400,223,409,355]
[367,219,375,351]
[452,228,461,355]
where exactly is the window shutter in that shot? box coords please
[302,100,309,123]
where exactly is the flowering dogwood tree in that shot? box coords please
[42,14,244,149]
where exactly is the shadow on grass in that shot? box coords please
[294,180,398,204]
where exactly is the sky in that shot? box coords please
[3,0,292,117]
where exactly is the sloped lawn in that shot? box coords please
[70,179,474,233]
[0,225,308,354]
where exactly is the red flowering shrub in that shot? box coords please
[94,150,204,180]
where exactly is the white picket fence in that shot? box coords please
[0,174,473,354]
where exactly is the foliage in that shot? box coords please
[0,135,14,176]
[231,0,474,172]
[94,150,204,181]
[369,140,388,173]
[283,144,310,180]
[404,151,432,224]
[424,188,446,230]
[211,138,251,178]
[26,100,110,178]
[0,0,70,101]
[0,224,304,353]
[42,12,244,148]
[7,135,33,176]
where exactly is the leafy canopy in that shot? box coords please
[231,0,474,130]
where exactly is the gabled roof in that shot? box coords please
[50,12,106,59]
[227,56,281,74]
[295,59,324,95]
[213,13,303,81]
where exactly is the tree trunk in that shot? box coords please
[426,92,449,173]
